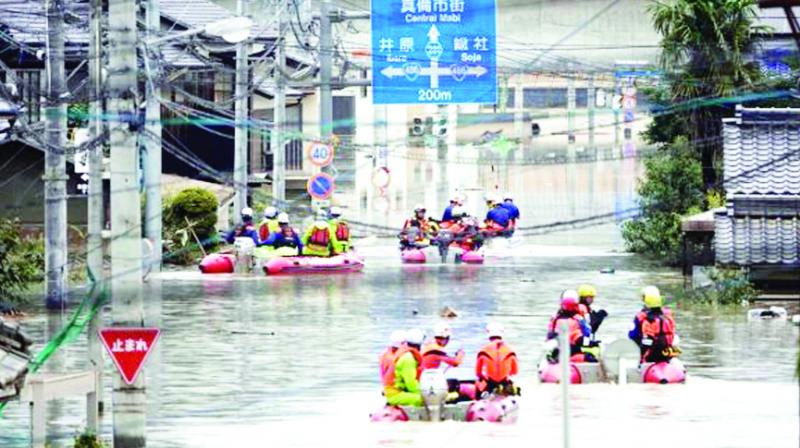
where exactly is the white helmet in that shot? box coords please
[450,195,460,203]
[405,328,424,346]
[433,322,452,338]
[486,322,504,338]
[263,206,278,219]
[277,212,289,224]
[414,204,426,213]
[503,192,513,201]
[329,206,343,218]
[241,207,254,217]
[390,330,406,348]
[485,193,499,204]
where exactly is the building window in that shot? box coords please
[15,70,41,123]
[333,96,355,135]
[522,87,588,109]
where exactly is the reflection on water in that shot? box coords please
[1,251,797,447]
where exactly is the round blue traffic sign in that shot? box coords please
[307,173,335,200]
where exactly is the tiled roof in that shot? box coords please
[0,0,88,46]
[722,107,800,197]
[159,0,277,40]
[715,213,800,265]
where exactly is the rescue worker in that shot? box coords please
[476,322,520,396]
[452,213,483,251]
[441,196,460,223]
[385,328,425,407]
[225,207,259,245]
[380,330,406,387]
[628,286,681,363]
[483,194,511,235]
[500,193,520,229]
[421,322,465,370]
[261,213,303,254]
[257,206,280,243]
[399,205,439,248]
[328,206,352,255]
[302,211,335,256]
[577,284,608,338]
[545,290,595,363]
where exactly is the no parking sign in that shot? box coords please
[307,142,334,167]
[307,173,336,200]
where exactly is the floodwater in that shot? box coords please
[2,156,798,447]
[1,243,798,447]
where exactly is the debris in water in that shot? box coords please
[600,268,615,274]
[412,309,419,316]
[439,306,459,318]
[519,279,536,283]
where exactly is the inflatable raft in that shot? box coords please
[370,369,518,423]
[537,358,686,384]
[401,249,427,264]
[262,251,364,275]
[199,253,235,274]
[641,360,686,384]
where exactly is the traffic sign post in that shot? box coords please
[307,173,336,200]
[371,0,497,104]
[307,142,335,167]
[99,328,160,385]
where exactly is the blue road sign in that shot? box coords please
[307,173,336,200]
[371,0,497,105]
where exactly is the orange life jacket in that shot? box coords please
[335,221,350,241]
[421,341,462,370]
[379,347,400,387]
[384,346,423,387]
[636,309,676,350]
[309,226,331,247]
[548,315,584,346]
[476,340,518,383]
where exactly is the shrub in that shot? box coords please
[622,137,704,264]
[162,188,219,265]
[73,431,106,448]
[0,218,44,301]
[687,268,758,305]
[165,188,218,240]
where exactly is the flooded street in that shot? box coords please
[1,243,797,447]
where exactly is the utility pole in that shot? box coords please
[273,0,286,204]
[86,0,104,421]
[587,74,595,151]
[144,0,162,272]
[319,0,333,143]
[44,0,67,309]
[233,0,250,225]
[108,0,145,445]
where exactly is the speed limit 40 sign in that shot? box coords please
[307,142,334,167]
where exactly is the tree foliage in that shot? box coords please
[162,188,219,265]
[647,0,767,187]
[622,137,704,264]
[0,218,44,301]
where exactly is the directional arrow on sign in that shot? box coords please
[425,25,444,89]
[380,64,487,81]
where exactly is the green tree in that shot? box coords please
[0,218,44,301]
[622,137,705,264]
[648,0,767,188]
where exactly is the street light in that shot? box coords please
[146,16,254,47]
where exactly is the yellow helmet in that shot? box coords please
[641,286,663,309]
[578,284,597,299]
